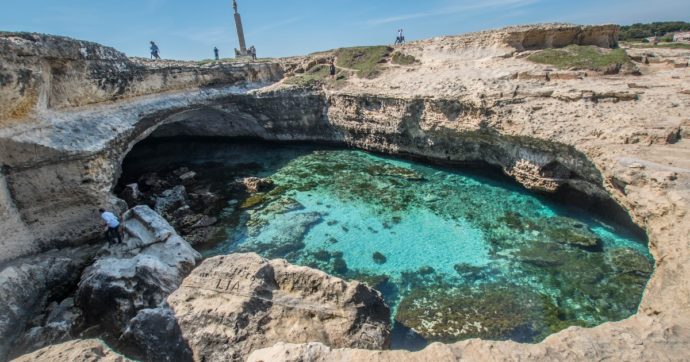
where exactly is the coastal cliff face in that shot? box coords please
[1,23,690,360]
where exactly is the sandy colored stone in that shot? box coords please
[11,339,131,362]
[166,253,390,361]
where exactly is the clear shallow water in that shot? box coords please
[122,140,653,349]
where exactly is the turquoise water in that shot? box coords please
[122,140,653,349]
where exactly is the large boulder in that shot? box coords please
[14,297,84,356]
[154,185,188,219]
[166,253,391,361]
[0,245,98,361]
[118,306,193,362]
[75,206,200,337]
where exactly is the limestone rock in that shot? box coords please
[0,245,98,360]
[11,339,132,362]
[118,307,193,362]
[235,177,275,193]
[166,253,391,361]
[14,297,84,355]
[154,186,188,219]
[178,171,196,184]
[75,206,200,336]
[120,183,142,207]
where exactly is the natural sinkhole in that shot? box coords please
[119,138,653,350]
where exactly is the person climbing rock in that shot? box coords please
[150,41,160,60]
[330,60,336,80]
[99,208,123,244]
[214,46,219,60]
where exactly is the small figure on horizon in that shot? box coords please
[249,45,257,60]
[394,29,405,45]
[214,46,220,60]
[99,208,123,245]
[330,60,336,80]
[150,41,160,60]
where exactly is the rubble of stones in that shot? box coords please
[118,166,275,246]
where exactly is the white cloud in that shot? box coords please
[367,0,541,25]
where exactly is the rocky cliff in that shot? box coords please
[1,23,690,361]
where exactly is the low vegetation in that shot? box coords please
[391,51,418,65]
[619,21,690,41]
[623,42,690,50]
[283,64,331,86]
[527,45,633,71]
[335,46,392,79]
[283,64,347,87]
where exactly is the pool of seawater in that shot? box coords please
[122,139,653,349]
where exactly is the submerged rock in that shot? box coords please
[372,251,387,264]
[396,283,557,343]
[540,217,601,249]
[608,248,653,276]
[235,177,275,193]
[166,253,391,361]
[75,206,200,337]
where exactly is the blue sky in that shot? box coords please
[1,0,689,59]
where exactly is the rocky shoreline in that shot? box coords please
[1,24,690,361]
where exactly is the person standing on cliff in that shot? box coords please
[150,41,160,60]
[214,46,220,60]
[330,60,336,80]
[99,208,123,244]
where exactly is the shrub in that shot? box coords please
[335,46,392,79]
[527,45,633,72]
[391,52,417,65]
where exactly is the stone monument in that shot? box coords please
[232,0,253,58]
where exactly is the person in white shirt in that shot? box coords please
[99,208,123,244]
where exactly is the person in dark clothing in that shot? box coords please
[150,41,160,60]
[330,60,336,80]
[99,208,123,244]
[249,46,257,60]
[214,46,219,60]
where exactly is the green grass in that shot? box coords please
[527,45,633,71]
[284,64,349,87]
[335,46,392,79]
[391,51,418,65]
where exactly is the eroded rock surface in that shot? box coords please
[0,245,98,360]
[75,205,200,337]
[118,306,193,362]
[10,339,131,362]
[166,253,391,361]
